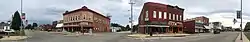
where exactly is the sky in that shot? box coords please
[0,0,249,28]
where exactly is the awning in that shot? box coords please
[195,26,203,29]
[139,25,169,27]
[204,25,212,29]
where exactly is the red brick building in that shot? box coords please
[189,16,209,25]
[184,16,210,33]
[62,6,110,33]
[138,2,184,34]
[183,20,195,33]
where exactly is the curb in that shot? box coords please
[0,36,28,41]
[235,32,250,42]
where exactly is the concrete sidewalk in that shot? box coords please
[235,32,250,42]
[0,36,28,40]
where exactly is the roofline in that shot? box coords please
[63,6,110,19]
[145,2,184,10]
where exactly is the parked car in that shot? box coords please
[213,30,220,34]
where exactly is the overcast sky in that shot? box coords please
[0,0,249,28]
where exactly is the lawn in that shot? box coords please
[244,32,250,41]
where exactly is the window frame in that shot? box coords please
[169,13,171,20]
[164,12,167,19]
[173,14,175,20]
[153,11,157,18]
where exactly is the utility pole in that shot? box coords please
[240,0,243,40]
[129,0,135,33]
[20,0,24,36]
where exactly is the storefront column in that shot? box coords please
[166,27,168,33]
[67,28,69,32]
[178,27,179,32]
[71,27,74,32]
[172,27,174,33]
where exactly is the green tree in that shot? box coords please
[25,24,32,29]
[132,25,138,32]
[11,11,22,30]
[244,22,250,31]
[32,23,38,29]
[125,25,130,30]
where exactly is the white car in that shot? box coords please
[3,26,15,33]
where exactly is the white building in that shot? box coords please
[110,27,121,32]
[204,22,222,33]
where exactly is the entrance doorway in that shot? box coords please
[147,27,166,34]
[173,27,178,33]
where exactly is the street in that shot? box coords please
[0,31,239,42]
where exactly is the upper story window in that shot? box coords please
[78,16,80,20]
[76,16,77,20]
[173,14,175,20]
[145,11,148,18]
[70,17,72,21]
[169,13,171,20]
[73,16,76,21]
[176,15,178,21]
[153,11,157,18]
[164,12,167,19]
[83,15,86,19]
[159,11,162,18]
[180,15,182,21]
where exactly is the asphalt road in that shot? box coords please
[0,31,239,42]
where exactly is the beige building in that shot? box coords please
[62,6,110,33]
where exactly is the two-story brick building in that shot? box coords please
[138,2,184,34]
[62,6,110,33]
[184,16,210,33]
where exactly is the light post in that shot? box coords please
[240,0,243,40]
[20,0,25,36]
[129,0,135,34]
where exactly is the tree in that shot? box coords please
[244,22,250,31]
[11,11,22,30]
[52,21,58,28]
[125,25,131,30]
[125,25,130,28]
[111,23,126,31]
[132,25,139,32]
[1,22,4,24]
[32,23,38,29]
[25,24,32,29]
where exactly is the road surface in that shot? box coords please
[0,31,239,42]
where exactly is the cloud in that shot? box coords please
[0,0,250,28]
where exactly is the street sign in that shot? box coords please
[237,11,242,19]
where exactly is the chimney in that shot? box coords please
[82,6,88,9]
[65,11,69,13]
